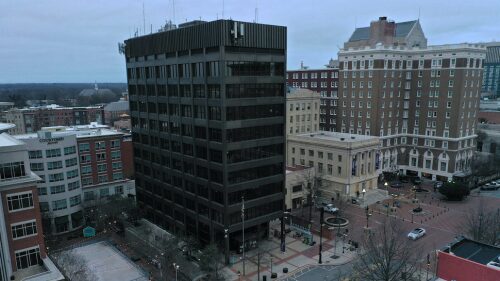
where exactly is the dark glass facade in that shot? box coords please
[124,20,286,254]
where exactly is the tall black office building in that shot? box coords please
[124,20,286,256]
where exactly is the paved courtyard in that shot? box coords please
[224,180,500,281]
[55,241,149,281]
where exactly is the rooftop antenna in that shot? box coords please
[142,2,146,35]
[254,0,258,23]
[355,16,357,28]
[222,0,225,19]
[418,7,421,21]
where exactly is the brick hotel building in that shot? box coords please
[337,17,486,181]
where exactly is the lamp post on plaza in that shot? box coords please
[224,228,229,265]
[365,206,372,229]
[173,263,179,281]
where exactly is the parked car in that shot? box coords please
[434,181,443,188]
[486,261,500,270]
[407,228,426,240]
[481,183,497,191]
[323,203,339,214]
[391,182,404,188]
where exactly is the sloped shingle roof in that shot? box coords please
[349,20,417,42]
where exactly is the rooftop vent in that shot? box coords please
[379,16,387,21]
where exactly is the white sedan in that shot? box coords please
[407,228,426,240]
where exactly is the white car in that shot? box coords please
[323,204,339,214]
[407,228,426,240]
[486,261,500,271]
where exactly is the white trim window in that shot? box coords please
[15,246,41,270]
[11,220,37,240]
[7,192,34,212]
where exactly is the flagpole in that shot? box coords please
[242,195,245,276]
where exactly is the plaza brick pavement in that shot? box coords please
[277,181,500,281]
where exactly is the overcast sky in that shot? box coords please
[1,0,499,83]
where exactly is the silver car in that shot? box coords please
[407,228,426,240]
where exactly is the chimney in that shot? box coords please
[300,61,304,69]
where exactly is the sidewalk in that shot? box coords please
[221,226,357,281]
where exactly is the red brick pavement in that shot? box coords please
[293,183,500,261]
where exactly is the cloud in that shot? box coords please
[0,0,498,83]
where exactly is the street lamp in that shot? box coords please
[365,206,372,229]
[241,196,246,276]
[319,208,324,264]
[224,228,229,265]
[173,263,179,281]
[413,186,417,200]
[362,188,366,200]
[384,182,388,189]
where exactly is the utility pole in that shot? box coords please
[241,196,246,276]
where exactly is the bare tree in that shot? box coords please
[353,219,422,281]
[301,168,323,222]
[53,251,98,281]
[465,201,500,246]
[199,243,225,281]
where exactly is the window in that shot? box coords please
[115,186,124,195]
[95,141,106,150]
[82,177,93,186]
[100,188,110,197]
[47,161,63,170]
[30,163,44,171]
[112,162,122,170]
[79,143,90,153]
[84,191,96,201]
[39,202,49,213]
[28,150,42,159]
[52,199,67,211]
[113,173,123,181]
[11,220,37,240]
[80,155,91,163]
[338,155,342,162]
[97,153,106,161]
[66,169,79,179]
[50,185,65,194]
[0,162,26,180]
[15,247,41,270]
[49,173,64,182]
[97,164,107,173]
[68,181,80,191]
[98,175,108,183]
[37,187,47,196]
[69,195,81,207]
[7,192,33,212]
[111,151,121,160]
[64,146,76,155]
[111,140,120,148]
[65,158,78,168]
[81,166,92,175]
[45,148,61,158]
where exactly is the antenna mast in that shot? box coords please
[254,0,258,23]
[222,0,225,19]
[142,2,146,35]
